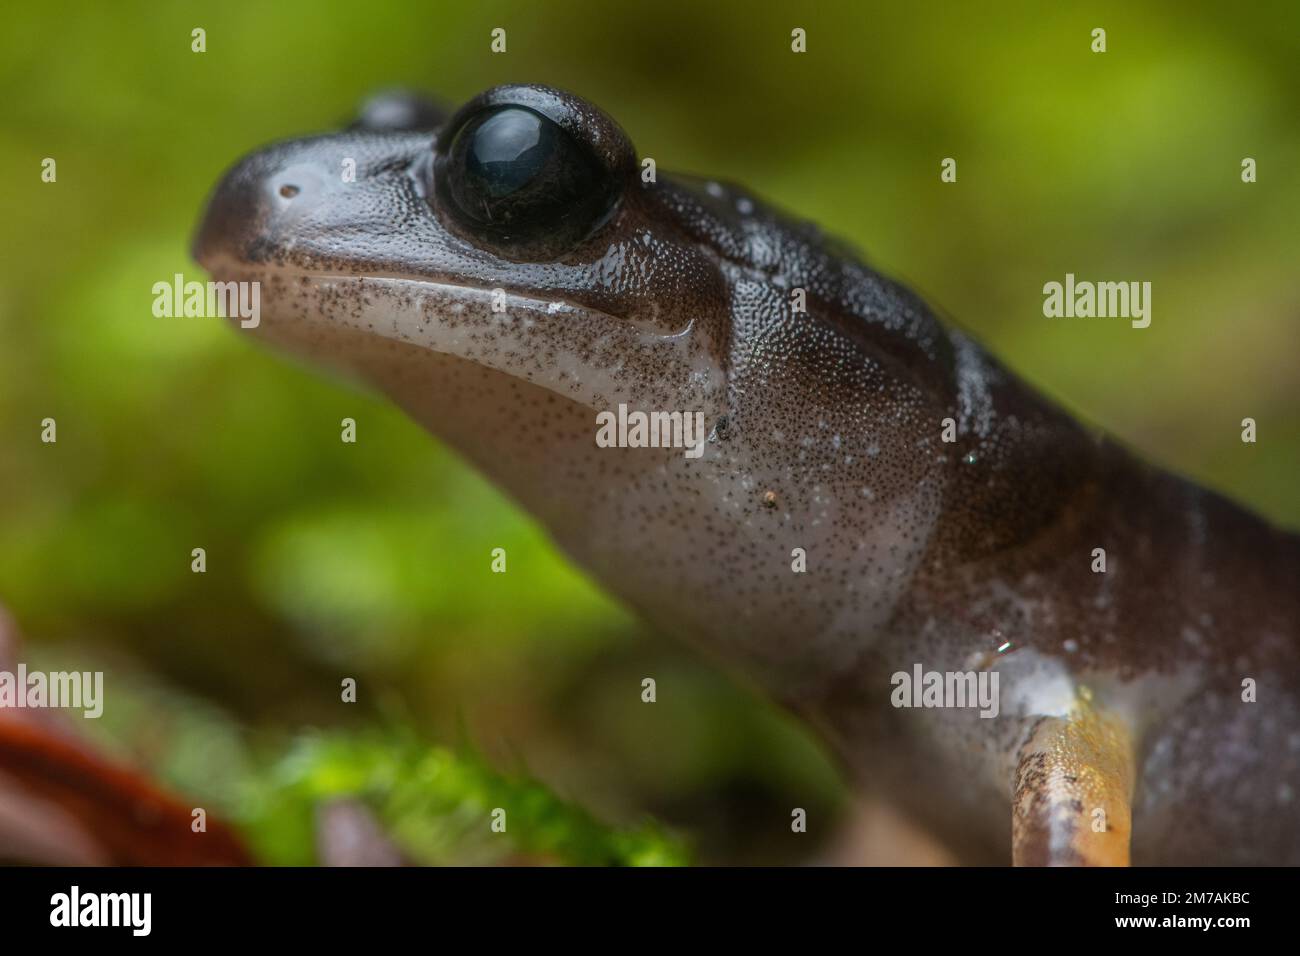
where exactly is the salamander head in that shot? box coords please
[193,84,977,695]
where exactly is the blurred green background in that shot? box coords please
[1,1,1296,864]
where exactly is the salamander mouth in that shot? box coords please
[194,258,725,415]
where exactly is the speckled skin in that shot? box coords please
[194,85,1299,865]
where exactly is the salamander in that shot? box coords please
[193,85,1300,865]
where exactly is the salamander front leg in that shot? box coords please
[1011,699,1135,866]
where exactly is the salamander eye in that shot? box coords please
[351,89,447,131]
[433,105,620,257]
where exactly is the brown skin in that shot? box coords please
[193,85,1300,864]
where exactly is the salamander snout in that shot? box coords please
[192,141,346,273]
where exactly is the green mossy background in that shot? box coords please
[0,1,1296,863]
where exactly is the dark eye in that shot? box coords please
[351,89,447,131]
[434,105,619,255]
